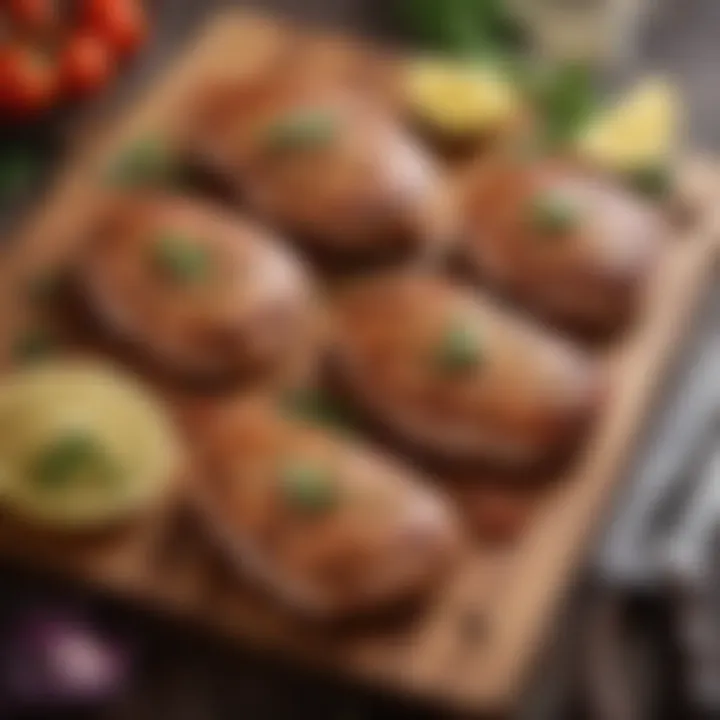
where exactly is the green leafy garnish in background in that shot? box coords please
[0,151,38,201]
[527,62,597,148]
[396,0,523,56]
[395,0,597,148]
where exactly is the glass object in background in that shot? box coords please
[507,0,648,64]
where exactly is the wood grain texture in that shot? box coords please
[0,11,718,717]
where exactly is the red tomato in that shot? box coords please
[82,0,148,56]
[0,45,57,116]
[60,32,115,97]
[7,0,55,31]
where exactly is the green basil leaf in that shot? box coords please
[469,0,525,49]
[152,233,211,285]
[394,0,524,55]
[279,461,338,516]
[263,111,337,154]
[31,433,119,491]
[533,62,597,148]
[529,189,579,236]
[435,321,482,374]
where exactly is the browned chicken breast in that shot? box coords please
[191,71,453,267]
[330,273,602,466]
[187,398,460,618]
[458,157,666,330]
[77,193,319,384]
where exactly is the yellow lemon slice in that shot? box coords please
[577,78,679,173]
[0,361,181,529]
[404,58,521,137]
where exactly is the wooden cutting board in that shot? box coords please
[0,11,718,717]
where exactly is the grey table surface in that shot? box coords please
[2,1,719,718]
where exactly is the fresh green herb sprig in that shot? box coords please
[263,110,337,154]
[152,233,212,285]
[31,432,119,491]
[529,189,580,236]
[395,0,597,149]
[435,321,482,374]
[527,61,597,148]
[279,460,338,516]
[396,0,523,56]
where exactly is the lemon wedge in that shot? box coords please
[577,78,679,173]
[404,58,521,137]
[0,361,181,529]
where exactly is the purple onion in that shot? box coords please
[1,606,132,710]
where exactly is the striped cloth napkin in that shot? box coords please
[596,278,720,710]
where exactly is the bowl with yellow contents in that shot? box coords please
[0,360,181,532]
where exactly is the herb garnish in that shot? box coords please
[107,137,179,188]
[395,2,596,149]
[31,432,119,491]
[529,189,579,236]
[279,460,338,516]
[263,110,337,154]
[435,321,482,374]
[152,233,211,285]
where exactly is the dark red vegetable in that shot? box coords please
[60,31,115,96]
[82,0,148,57]
[0,44,57,116]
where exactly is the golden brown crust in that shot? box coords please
[457,156,667,331]
[189,71,455,267]
[330,272,602,466]
[185,398,461,618]
[76,193,320,384]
